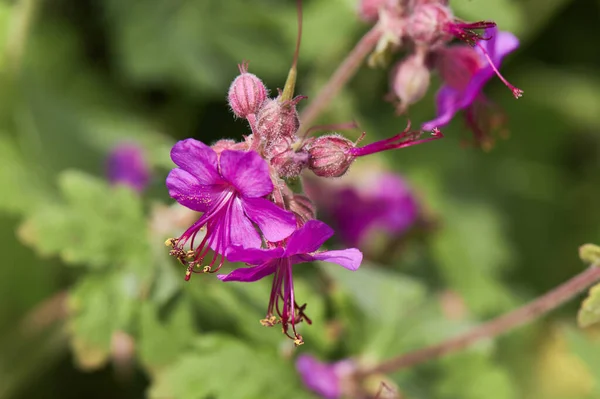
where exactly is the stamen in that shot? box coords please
[473,41,523,99]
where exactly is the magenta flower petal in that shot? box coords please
[242,197,297,243]
[296,355,343,399]
[285,219,334,256]
[219,150,273,197]
[301,248,363,271]
[170,139,221,185]
[422,86,461,130]
[226,197,263,249]
[166,168,215,212]
[225,245,285,264]
[217,261,277,282]
[107,143,150,192]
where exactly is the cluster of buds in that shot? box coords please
[227,62,442,181]
[358,0,523,148]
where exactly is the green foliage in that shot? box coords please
[20,170,149,269]
[148,335,312,399]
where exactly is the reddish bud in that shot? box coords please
[407,3,453,47]
[389,54,430,112]
[305,135,356,178]
[271,149,309,178]
[228,62,268,118]
[288,194,316,227]
[211,139,249,154]
[256,97,303,145]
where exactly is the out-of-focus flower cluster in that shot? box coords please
[359,0,522,148]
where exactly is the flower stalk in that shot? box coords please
[357,265,600,377]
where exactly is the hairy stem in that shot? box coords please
[299,25,382,131]
[359,265,600,376]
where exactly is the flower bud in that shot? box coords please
[256,97,301,145]
[271,149,309,178]
[407,3,453,47]
[288,194,316,227]
[227,63,268,118]
[390,54,430,111]
[211,139,249,154]
[305,135,356,178]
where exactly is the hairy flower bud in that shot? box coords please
[271,149,309,178]
[256,97,302,145]
[390,54,430,112]
[287,194,316,227]
[227,62,268,118]
[305,135,356,178]
[407,3,453,47]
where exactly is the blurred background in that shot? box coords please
[1,0,600,398]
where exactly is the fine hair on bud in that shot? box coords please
[390,53,431,112]
[227,62,268,119]
[305,134,356,178]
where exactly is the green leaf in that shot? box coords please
[148,335,312,399]
[68,271,141,370]
[20,170,150,270]
[578,282,600,328]
[435,352,517,399]
[138,297,196,373]
[325,263,429,357]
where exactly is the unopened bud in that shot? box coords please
[271,149,309,178]
[288,194,316,227]
[256,97,302,145]
[211,139,248,154]
[407,3,453,47]
[305,135,356,178]
[227,62,268,118]
[390,54,430,112]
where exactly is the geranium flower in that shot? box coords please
[423,27,520,148]
[107,143,150,192]
[296,354,356,399]
[165,139,296,279]
[219,220,363,344]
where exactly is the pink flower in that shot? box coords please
[296,355,356,399]
[165,139,296,279]
[423,28,520,148]
[219,220,362,344]
[107,143,150,192]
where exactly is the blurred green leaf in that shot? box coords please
[578,283,600,328]
[436,351,517,399]
[68,271,141,370]
[20,170,150,270]
[149,334,312,399]
[138,297,196,373]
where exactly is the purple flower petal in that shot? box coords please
[170,139,221,185]
[285,220,334,256]
[226,197,263,249]
[242,197,297,243]
[219,150,273,197]
[422,86,462,130]
[296,355,342,399]
[107,143,150,192]
[225,244,285,264]
[217,261,278,282]
[166,168,215,212]
[301,248,363,271]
